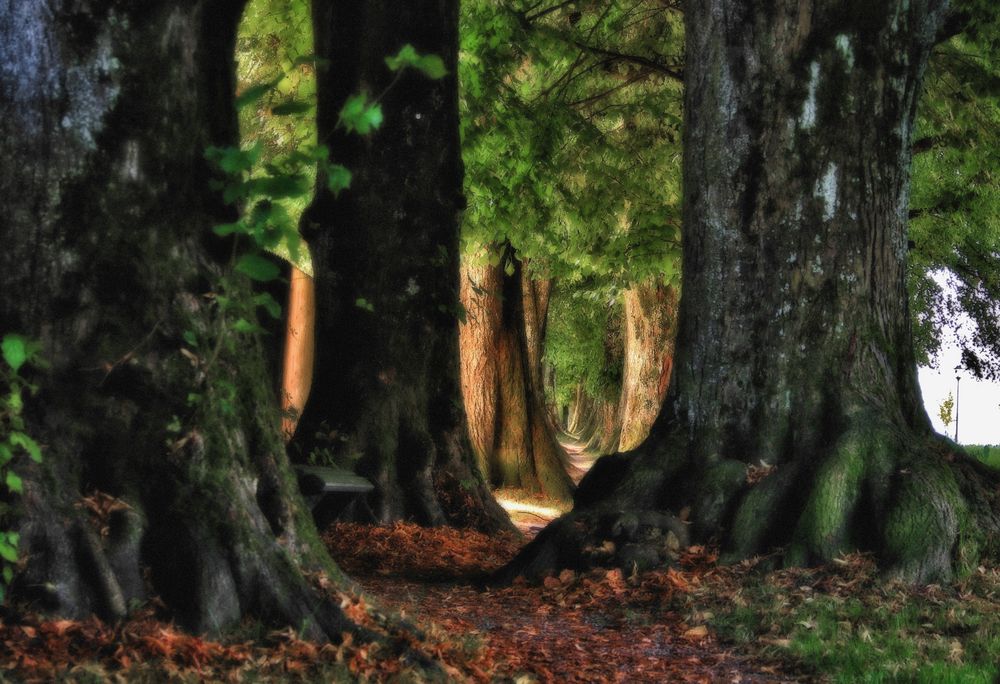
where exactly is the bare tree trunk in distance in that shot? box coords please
[281,266,315,439]
[503,0,999,583]
[617,281,678,451]
[459,248,575,501]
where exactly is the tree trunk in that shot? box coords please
[0,0,363,638]
[281,266,315,440]
[566,384,592,435]
[295,0,512,532]
[503,0,999,583]
[459,251,574,500]
[617,281,678,451]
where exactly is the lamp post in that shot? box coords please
[954,368,961,443]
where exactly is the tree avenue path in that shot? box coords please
[324,522,800,683]
[561,434,601,485]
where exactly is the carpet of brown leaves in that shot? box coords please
[0,596,496,683]
[327,522,797,683]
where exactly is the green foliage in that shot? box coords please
[236,0,320,275]
[205,0,449,376]
[385,44,448,79]
[338,94,384,135]
[964,445,1000,471]
[544,280,623,408]
[460,2,683,408]
[0,334,43,604]
[460,1,684,285]
[703,560,1000,683]
[909,4,1000,376]
[938,392,955,430]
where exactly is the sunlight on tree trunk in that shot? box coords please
[459,248,575,501]
[618,281,677,451]
[281,265,315,441]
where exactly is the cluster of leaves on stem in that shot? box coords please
[0,335,44,604]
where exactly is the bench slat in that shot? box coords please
[294,465,374,496]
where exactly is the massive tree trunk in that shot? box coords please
[0,0,362,638]
[295,0,511,531]
[459,250,574,500]
[617,280,678,451]
[504,0,999,583]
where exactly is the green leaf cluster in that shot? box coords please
[909,3,1000,377]
[460,1,684,286]
[385,44,448,79]
[0,334,44,604]
[544,281,624,408]
[235,0,322,275]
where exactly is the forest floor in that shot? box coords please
[2,494,998,682]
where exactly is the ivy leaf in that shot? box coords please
[182,330,199,348]
[354,298,375,312]
[232,319,265,334]
[206,143,263,175]
[2,565,12,584]
[5,471,23,494]
[415,55,447,79]
[0,539,16,563]
[0,444,11,466]
[212,221,244,237]
[248,174,310,201]
[326,164,352,196]
[386,44,448,79]
[235,78,281,109]
[339,94,383,135]
[10,432,42,463]
[385,44,421,71]
[254,292,282,319]
[2,335,28,373]
[235,254,281,282]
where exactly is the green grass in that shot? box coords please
[687,557,1000,683]
[965,445,1000,471]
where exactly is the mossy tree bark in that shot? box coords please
[295,0,512,532]
[503,0,999,583]
[0,0,365,639]
[459,249,574,501]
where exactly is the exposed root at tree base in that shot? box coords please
[507,422,1000,584]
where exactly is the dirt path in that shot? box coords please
[359,575,790,683]
[325,523,799,683]
[560,433,600,484]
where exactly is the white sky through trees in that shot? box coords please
[918,275,1000,445]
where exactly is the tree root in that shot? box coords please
[501,417,1000,584]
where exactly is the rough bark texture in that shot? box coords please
[503,0,999,583]
[458,252,574,500]
[617,281,678,451]
[295,0,512,532]
[0,0,362,638]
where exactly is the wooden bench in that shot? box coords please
[293,465,374,516]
